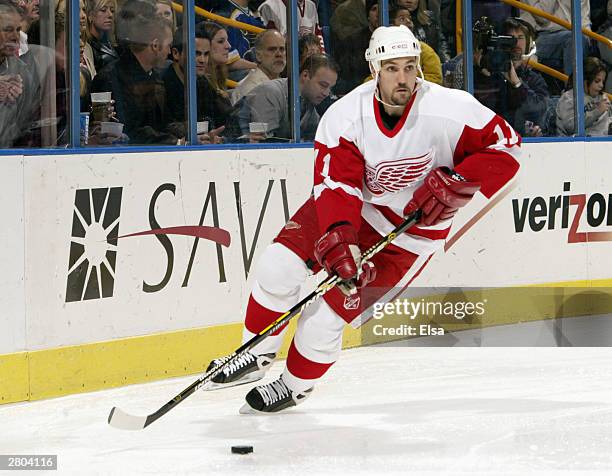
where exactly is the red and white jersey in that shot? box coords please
[258,0,323,46]
[313,79,521,257]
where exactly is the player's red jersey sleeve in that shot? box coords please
[313,138,365,234]
[452,114,521,199]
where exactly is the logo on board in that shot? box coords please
[65,187,123,302]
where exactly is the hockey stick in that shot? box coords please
[108,209,422,430]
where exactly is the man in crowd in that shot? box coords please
[500,17,550,136]
[163,27,208,122]
[0,0,39,147]
[162,28,224,144]
[520,0,590,94]
[240,53,338,142]
[91,12,177,144]
[231,29,286,105]
[451,17,550,136]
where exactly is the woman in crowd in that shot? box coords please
[557,57,611,136]
[87,0,119,72]
[155,0,176,33]
[197,21,241,139]
[398,0,450,63]
[389,4,442,84]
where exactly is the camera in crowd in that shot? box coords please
[473,17,517,73]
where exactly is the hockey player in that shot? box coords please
[206,25,521,413]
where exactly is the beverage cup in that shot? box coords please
[91,92,112,122]
[197,121,209,134]
[101,121,124,136]
[249,122,268,134]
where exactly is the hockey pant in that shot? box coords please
[243,199,433,394]
[242,243,427,392]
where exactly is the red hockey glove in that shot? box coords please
[404,167,481,226]
[314,223,377,296]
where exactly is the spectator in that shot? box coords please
[452,17,550,136]
[80,0,97,79]
[91,12,177,144]
[163,27,207,122]
[196,13,258,82]
[87,0,119,72]
[299,33,322,66]
[330,0,368,45]
[500,17,550,136]
[16,0,37,53]
[0,0,39,147]
[241,53,338,142]
[258,0,324,47]
[198,21,241,139]
[333,0,377,95]
[155,0,176,32]
[399,0,450,63]
[597,0,612,95]
[520,0,590,93]
[389,4,443,84]
[556,56,610,135]
[231,28,286,105]
[215,0,265,58]
[56,0,98,77]
[162,25,224,144]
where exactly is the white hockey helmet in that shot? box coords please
[365,25,421,74]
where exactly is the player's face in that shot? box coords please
[378,57,418,107]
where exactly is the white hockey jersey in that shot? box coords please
[313,79,521,257]
[258,0,322,38]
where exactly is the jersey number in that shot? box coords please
[494,121,520,148]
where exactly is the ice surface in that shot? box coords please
[2,346,612,475]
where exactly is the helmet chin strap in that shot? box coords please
[373,65,424,110]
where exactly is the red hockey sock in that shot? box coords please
[286,340,334,380]
[244,294,289,337]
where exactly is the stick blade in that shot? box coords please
[108,407,147,431]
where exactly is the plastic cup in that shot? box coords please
[249,122,268,134]
[91,92,112,122]
[91,92,112,103]
[197,121,209,134]
[100,122,124,136]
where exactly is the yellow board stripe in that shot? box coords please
[0,352,29,403]
[0,319,362,405]
[1,279,610,405]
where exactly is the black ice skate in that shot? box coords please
[202,351,276,390]
[239,376,313,414]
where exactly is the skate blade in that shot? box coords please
[239,402,276,415]
[239,403,259,414]
[201,373,263,392]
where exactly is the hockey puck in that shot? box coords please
[231,445,253,455]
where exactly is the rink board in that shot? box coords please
[1,142,611,404]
